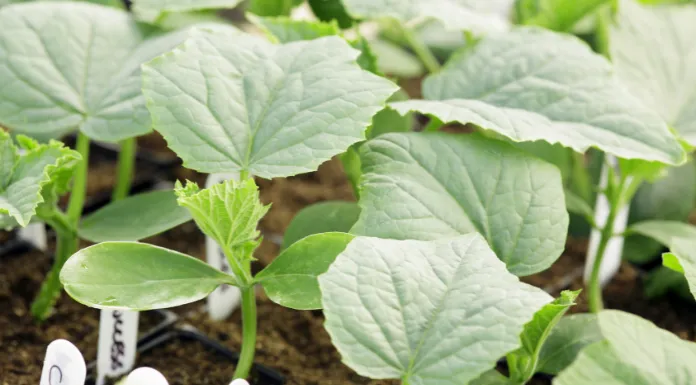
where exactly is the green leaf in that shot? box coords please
[78,190,192,243]
[133,0,243,23]
[515,0,611,31]
[351,132,568,276]
[175,178,269,259]
[307,0,355,28]
[0,3,228,142]
[60,242,236,310]
[624,160,696,263]
[319,234,552,385]
[608,0,696,145]
[537,314,602,375]
[390,28,685,166]
[370,39,425,79]
[628,220,696,250]
[555,310,696,384]
[0,132,80,228]
[282,201,360,250]
[247,14,340,43]
[367,91,413,140]
[507,290,580,383]
[565,189,595,226]
[246,0,296,17]
[643,266,690,299]
[341,0,511,34]
[142,31,397,178]
[257,232,353,310]
[469,370,512,385]
[663,239,696,298]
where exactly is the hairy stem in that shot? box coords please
[399,23,441,73]
[67,132,90,222]
[112,137,136,201]
[233,286,258,380]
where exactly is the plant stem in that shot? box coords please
[587,196,619,313]
[112,137,136,201]
[31,132,90,320]
[234,286,257,380]
[399,23,441,73]
[31,212,77,320]
[67,132,90,223]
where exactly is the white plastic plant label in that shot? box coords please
[18,222,47,251]
[230,379,250,385]
[584,156,631,287]
[125,367,168,385]
[40,339,86,385]
[206,172,242,321]
[96,310,139,385]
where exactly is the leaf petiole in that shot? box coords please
[112,137,136,202]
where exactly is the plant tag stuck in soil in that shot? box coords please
[96,310,139,385]
[205,173,242,321]
[125,367,168,385]
[40,339,86,385]
[18,222,47,251]
[584,156,631,287]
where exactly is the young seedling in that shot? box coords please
[60,26,396,381]
[0,1,240,319]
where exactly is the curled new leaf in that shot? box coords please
[175,178,269,261]
[0,131,81,228]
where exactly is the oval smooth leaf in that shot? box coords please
[351,132,569,276]
[319,234,552,385]
[536,314,602,375]
[257,232,354,310]
[282,201,360,250]
[391,27,685,165]
[142,30,398,178]
[60,242,235,310]
[78,190,192,242]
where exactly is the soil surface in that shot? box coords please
[3,142,696,385]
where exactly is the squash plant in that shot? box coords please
[0,1,229,319]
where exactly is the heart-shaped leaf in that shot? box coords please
[0,2,231,142]
[351,132,568,276]
[607,0,696,145]
[142,30,397,178]
[282,201,360,250]
[390,28,685,165]
[319,234,552,385]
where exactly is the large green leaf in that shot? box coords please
[628,220,696,250]
[256,232,353,310]
[341,0,512,34]
[537,314,602,375]
[247,14,340,43]
[555,310,696,384]
[319,234,552,385]
[0,132,80,228]
[607,0,696,145]
[390,28,685,166]
[351,132,568,276]
[282,201,360,249]
[507,290,580,383]
[60,242,236,310]
[142,30,397,178]
[515,0,610,31]
[78,190,192,242]
[132,0,243,23]
[175,178,269,259]
[0,3,223,142]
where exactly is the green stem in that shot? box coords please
[587,195,619,313]
[67,132,90,223]
[31,212,77,320]
[571,152,593,203]
[112,137,136,201]
[233,286,257,380]
[399,23,441,73]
